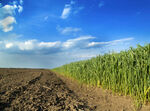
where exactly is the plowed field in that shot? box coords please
[0,69,149,111]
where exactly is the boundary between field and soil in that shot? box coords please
[52,70,150,111]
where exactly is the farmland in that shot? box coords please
[0,45,150,111]
[0,69,95,111]
[53,44,150,105]
[0,68,141,111]
[0,66,149,110]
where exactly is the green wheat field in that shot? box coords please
[53,44,150,104]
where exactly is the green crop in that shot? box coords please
[53,44,150,103]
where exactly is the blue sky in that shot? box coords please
[0,0,150,68]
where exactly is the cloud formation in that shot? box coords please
[0,0,23,32]
[57,26,81,35]
[61,1,84,19]
[61,4,72,19]
[88,38,134,48]
[0,36,134,55]
[62,36,95,49]
[18,5,23,13]
[0,16,16,32]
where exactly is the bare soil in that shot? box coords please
[0,69,150,111]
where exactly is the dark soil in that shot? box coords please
[0,68,149,111]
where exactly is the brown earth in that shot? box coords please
[0,68,150,111]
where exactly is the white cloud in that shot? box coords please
[62,27,81,34]
[61,0,84,19]
[61,4,72,19]
[0,1,23,32]
[38,41,61,48]
[62,36,95,49]
[0,36,134,55]
[88,38,134,48]
[0,4,17,17]
[5,43,14,48]
[0,16,16,32]
[18,40,36,51]
[0,39,62,54]
[99,1,105,8]
[1,3,23,14]
[57,26,81,35]
[18,5,23,13]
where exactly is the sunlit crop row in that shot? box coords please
[53,44,150,103]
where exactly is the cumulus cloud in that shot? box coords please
[18,40,37,51]
[0,16,16,32]
[57,26,81,35]
[1,4,17,15]
[0,0,23,32]
[0,39,62,54]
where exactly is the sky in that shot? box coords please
[0,0,150,68]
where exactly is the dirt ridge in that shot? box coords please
[0,69,94,111]
[0,72,43,110]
